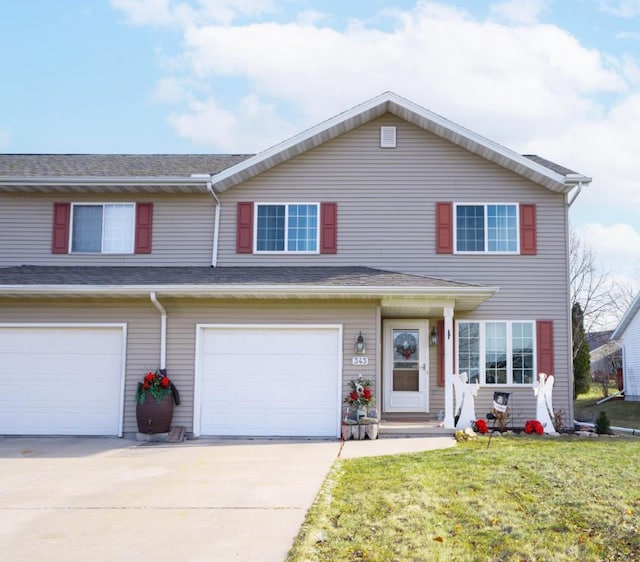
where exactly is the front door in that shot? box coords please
[383,320,429,413]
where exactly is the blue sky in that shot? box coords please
[1,0,639,290]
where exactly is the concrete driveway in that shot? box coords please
[0,437,340,562]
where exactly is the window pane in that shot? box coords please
[103,204,134,253]
[485,322,507,384]
[487,205,517,252]
[512,322,534,384]
[287,204,317,252]
[256,205,285,251]
[457,322,480,383]
[456,205,485,252]
[71,205,102,252]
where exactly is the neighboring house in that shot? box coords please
[587,330,622,384]
[0,92,592,437]
[611,293,640,401]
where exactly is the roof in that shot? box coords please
[0,265,498,311]
[611,292,640,340]
[586,330,615,352]
[0,92,590,195]
[0,154,251,177]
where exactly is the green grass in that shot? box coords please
[288,438,640,562]
[574,385,640,429]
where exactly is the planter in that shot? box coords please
[136,394,174,434]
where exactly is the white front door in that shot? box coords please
[383,320,429,413]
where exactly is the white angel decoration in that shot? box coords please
[453,372,479,430]
[534,372,558,434]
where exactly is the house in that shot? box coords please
[587,330,622,387]
[611,293,640,401]
[0,92,591,437]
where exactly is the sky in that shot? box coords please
[1,0,639,304]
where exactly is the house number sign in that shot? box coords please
[352,356,369,366]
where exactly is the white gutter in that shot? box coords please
[0,284,499,298]
[192,174,221,268]
[149,292,167,370]
[0,176,213,187]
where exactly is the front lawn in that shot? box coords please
[288,438,640,562]
[575,385,640,430]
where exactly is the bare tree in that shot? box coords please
[569,229,615,359]
[609,279,637,323]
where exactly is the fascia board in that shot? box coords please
[0,176,210,188]
[0,284,499,299]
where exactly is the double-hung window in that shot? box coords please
[455,204,518,253]
[457,321,535,385]
[255,203,319,253]
[71,203,135,253]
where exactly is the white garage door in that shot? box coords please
[0,326,125,436]
[197,325,341,437]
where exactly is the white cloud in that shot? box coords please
[111,0,276,26]
[599,0,640,17]
[578,222,640,281]
[168,94,297,151]
[490,0,549,24]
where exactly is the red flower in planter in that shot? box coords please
[344,375,375,410]
[135,369,176,405]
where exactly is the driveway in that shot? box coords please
[0,437,340,562]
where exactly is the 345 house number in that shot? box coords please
[352,356,369,366]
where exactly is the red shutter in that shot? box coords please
[437,319,445,386]
[537,320,554,376]
[236,202,254,253]
[520,203,537,255]
[135,203,153,254]
[320,202,337,254]
[436,202,453,254]
[51,202,70,254]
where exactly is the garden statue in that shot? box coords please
[534,372,558,434]
[453,372,479,430]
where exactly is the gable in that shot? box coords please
[210,92,591,194]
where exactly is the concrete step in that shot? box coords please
[379,419,453,437]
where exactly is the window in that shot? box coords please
[455,204,518,253]
[255,203,319,253]
[456,321,535,385]
[71,203,135,253]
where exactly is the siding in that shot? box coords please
[215,114,572,421]
[0,299,378,435]
[0,194,215,266]
[622,315,640,400]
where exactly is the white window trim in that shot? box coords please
[453,202,520,255]
[253,202,320,254]
[69,202,136,254]
[455,319,537,386]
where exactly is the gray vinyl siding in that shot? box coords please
[0,193,215,266]
[621,314,640,400]
[216,114,572,422]
[0,299,378,435]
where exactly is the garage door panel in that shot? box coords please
[199,326,340,437]
[0,327,124,436]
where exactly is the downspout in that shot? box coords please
[567,182,583,208]
[150,292,167,370]
[207,179,221,268]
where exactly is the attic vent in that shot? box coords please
[380,126,397,148]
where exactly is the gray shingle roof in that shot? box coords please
[523,155,577,176]
[0,154,253,177]
[0,265,477,288]
[0,153,575,179]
